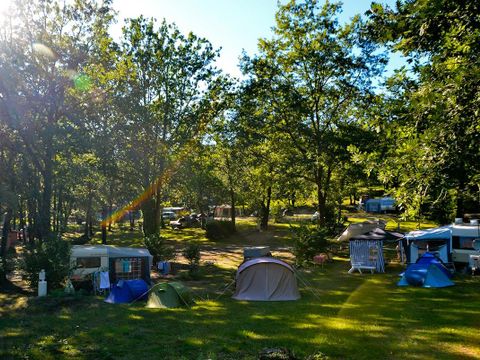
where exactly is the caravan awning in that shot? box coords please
[72,245,152,259]
[405,226,452,241]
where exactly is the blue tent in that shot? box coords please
[398,252,454,288]
[105,279,149,304]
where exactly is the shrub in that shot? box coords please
[291,225,330,265]
[143,234,176,264]
[22,235,72,289]
[205,220,235,240]
[182,241,201,275]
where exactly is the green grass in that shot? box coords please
[2,215,479,359]
[2,262,479,359]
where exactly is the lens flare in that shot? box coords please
[73,73,92,92]
[32,43,57,61]
[100,120,209,228]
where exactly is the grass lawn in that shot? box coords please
[1,217,479,359]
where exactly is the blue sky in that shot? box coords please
[111,0,403,79]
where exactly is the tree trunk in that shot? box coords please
[316,187,327,227]
[1,209,13,284]
[27,198,36,244]
[129,211,135,231]
[229,186,236,231]
[141,197,157,236]
[39,157,53,241]
[52,187,57,233]
[260,186,272,231]
[101,207,107,245]
[19,203,25,243]
[84,193,93,238]
[107,203,113,232]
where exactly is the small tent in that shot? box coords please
[146,282,193,308]
[398,252,454,288]
[232,258,300,301]
[349,228,403,273]
[104,279,149,304]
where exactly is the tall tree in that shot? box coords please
[365,0,480,220]
[112,18,221,235]
[0,0,115,239]
[242,0,385,226]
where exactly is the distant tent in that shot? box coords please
[214,204,244,219]
[105,279,149,304]
[349,228,403,273]
[233,258,300,301]
[146,282,193,308]
[364,197,395,213]
[398,252,454,288]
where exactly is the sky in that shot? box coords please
[111,0,404,79]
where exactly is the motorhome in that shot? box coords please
[451,219,480,264]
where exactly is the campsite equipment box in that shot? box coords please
[243,246,271,259]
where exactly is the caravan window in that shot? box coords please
[114,257,143,280]
[76,257,101,268]
[452,236,475,250]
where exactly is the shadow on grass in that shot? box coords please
[2,259,480,360]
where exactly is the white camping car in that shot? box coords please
[71,245,153,284]
[451,219,480,264]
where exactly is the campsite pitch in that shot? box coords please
[1,219,480,359]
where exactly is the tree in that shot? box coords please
[242,0,385,226]
[365,0,480,220]
[0,0,115,240]
[112,17,221,236]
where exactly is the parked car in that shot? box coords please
[311,211,320,222]
[282,209,294,216]
[162,211,176,220]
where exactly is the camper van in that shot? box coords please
[451,219,480,264]
[404,219,480,269]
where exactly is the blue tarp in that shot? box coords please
[105,279,149,304]
[398,252,454,288]
[405,226,452,241]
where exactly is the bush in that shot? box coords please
[182,241,201,275]
[22,235,72,289]
[291,225,330,265]
[205,220,235,240]
[143,234,176,264]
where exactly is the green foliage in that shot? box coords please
[364,0,480,220]
[182,241,201,276]
[205,220,236,240]
[143,234,176,264]
[291,225,329,265]
[22,236,72,290]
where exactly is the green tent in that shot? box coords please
[146,282,194,308]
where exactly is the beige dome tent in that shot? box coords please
[232,258,300,301]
